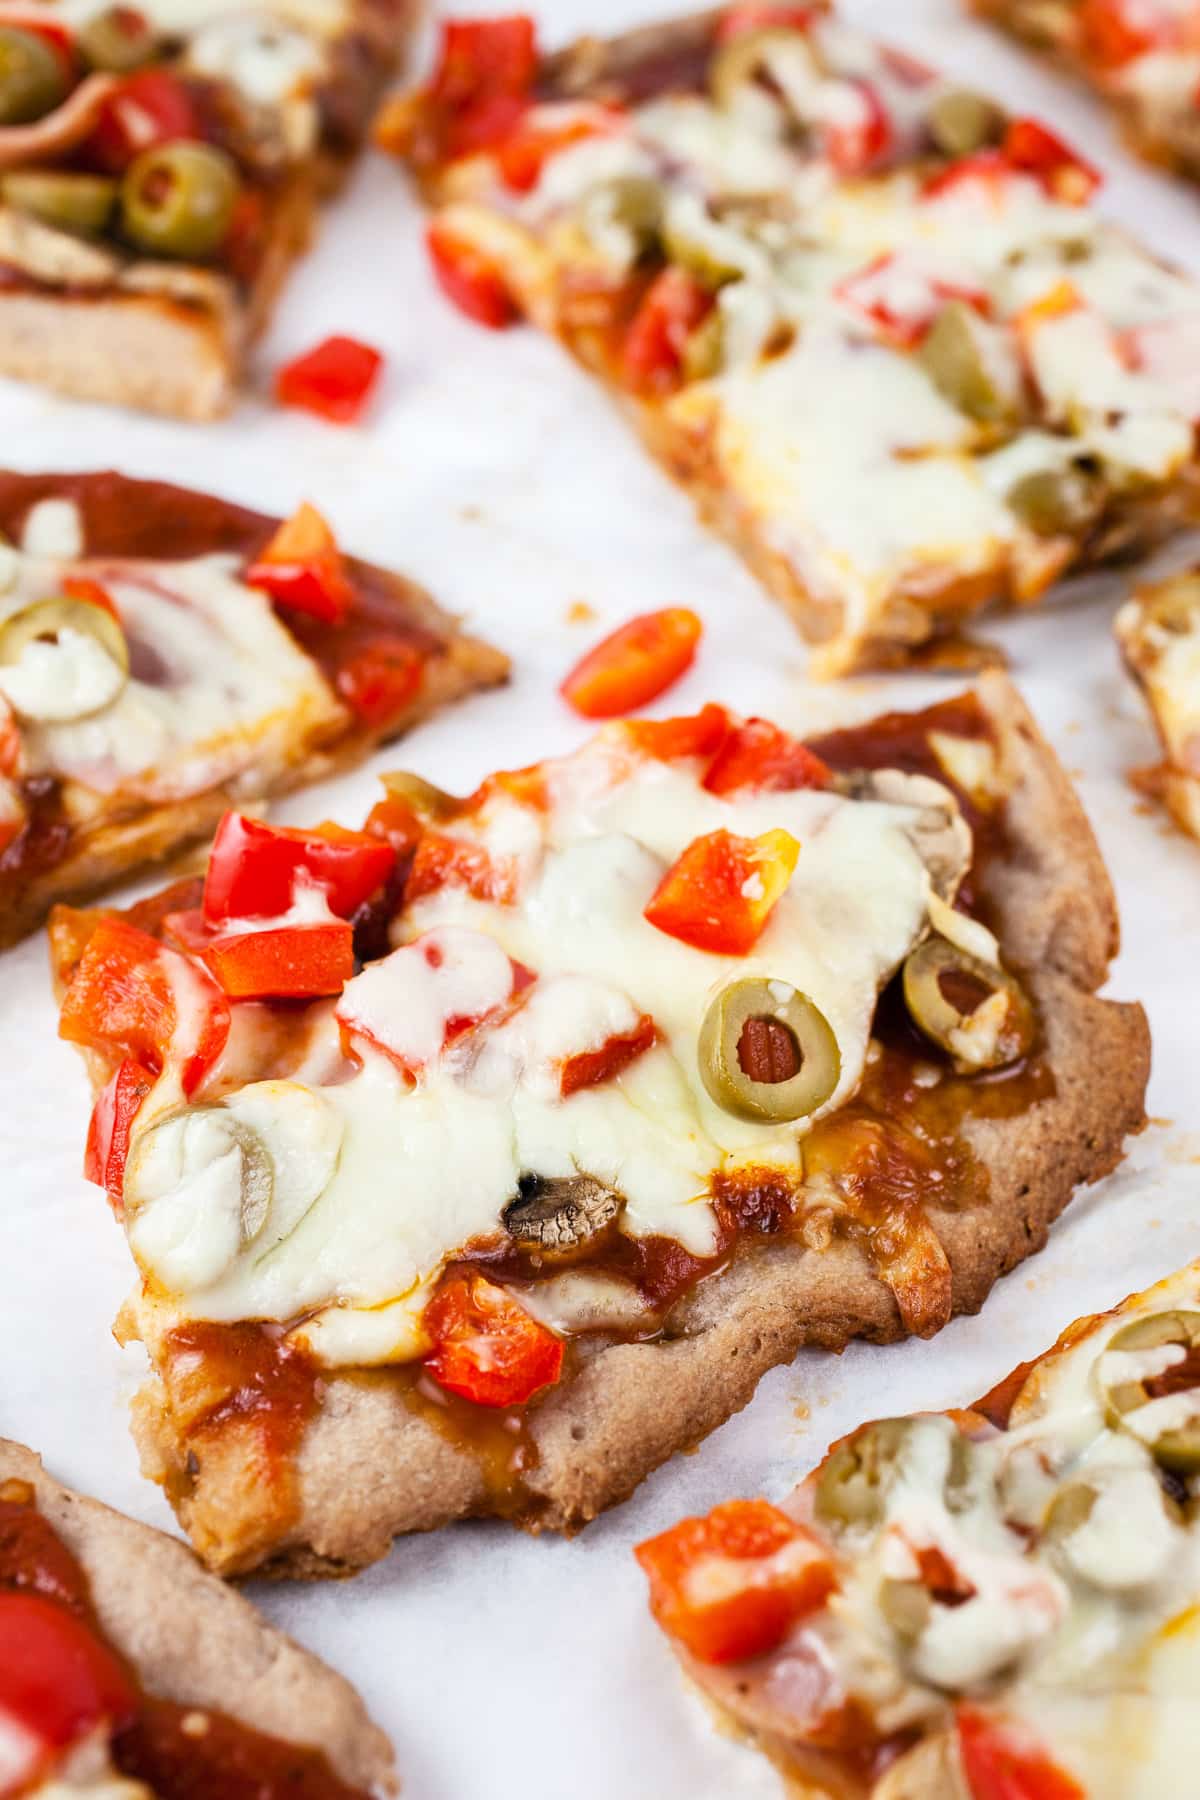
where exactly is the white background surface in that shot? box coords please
[2,3,1200,1794]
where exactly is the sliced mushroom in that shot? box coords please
[503,1171,624,1262]
[835,768,972,903]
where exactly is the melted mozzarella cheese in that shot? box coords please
[124,729,962,1364]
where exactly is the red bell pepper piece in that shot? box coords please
[335,633,424,729]
[83,1056,155,1207]
[923,147,1016,202]
[86,66,200,174]
[714,4,817,42]
[243,503,356,626]
[644,827,799,955]
[703,717,830,796]
[823,79,893,174]
[424,1270,563,1406]
[431,15,538,159]
[622,703,731,763]
[275,334,384,424]
[956,1707,1085,1800]
[495,107,620,191]
[405,831,517,905]
[636,1498,837,1665]
[833,252,990,349]
[0,1592,137,1791]
[59,917,229,1096]
[622,266,714,395]
[1002,117,1102,203]
[561,608,703,719]
[202,812,396,925]
[426,219,516,328]
[198,919,354,1000]
[1078,0,1161,67]
[60,575,120,623]
[560,1014,656,1097]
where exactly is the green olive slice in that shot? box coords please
[662,218,740,289]
[380,769,460,820]
[878,1577,932,1644]
[78,5,161,72]
[594,173,663,260]
[1142,575,1200,636]
[918,300,1012,424]
[927,88,1006,159]
[1041,1480,1097,1544]
[902,936,1034,1071]
[120,142,240,261]
[682,307,724,382]
[1097,1310,1200,1474]
[814,1418,912,1531]
[0,25,67,126]
[2,171,118,238]
[0,594,129,721]
[1008,464,1103,538]
[699,977,840,1123]
[709,26,815,111]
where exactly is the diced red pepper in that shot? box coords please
[714,4,817,42]
[0,1592,137,1791]
[496,107,620,192]
[622,266,714,395]
[405,831,516,905]
[58,917,229,1095]
[561,608,703,719]
[275,334,384,424]
[0,697,21,781]
[60,575,120,623]
[833,252,990,349]
[83,1057,155,1207]
[335,634,424,729]
[923,147,1017,202]
[86,67,200,174]
[1002,117,1101,204]
[956,1707,1085,1800]
[432,16,538,108]
[426,219,516,328]
[636,1498,837,1665]
[335,929,525,1075]
[1078,0,1161,67]
[823,79,893,175]
[243,503,356,626]
[424,1270,563,1406]
[622,703,731,763]
[560,1014,656,1097]
[645,827,799,956]
[702,717,830,796]
[198,920,354,1000]
[202,812,396,925]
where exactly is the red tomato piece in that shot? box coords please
[83,1057,155,1207]
[823,79,893,174]
[424,1271,563,1406]
[636,1498,837,1665]
[561,607,703,719]
[243,502,356,626]
[702,717,830,796]
[202,812,396,925]
[957,1707,1085,1800]
[714,4,817,42]
[426,219,516,328]
[58,917,229,1096]
[622,266,714,395]
[275,334,384,424]
[622,703,731,762]
[86,67,200,174]
[200,920,354,1000]
[335,634,424,729]
[1002,117,1101,203]
[0,1592,136,1789]
[60,575,120,623]
[560,1014,656,1097]
[496,108,619,192]
[644,827,799,956]
[1078,0,1160,67]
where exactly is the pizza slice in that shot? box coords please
[0,470,508,948]
[0,1436,394,1795]
[50,672,1148,1577]
[1115,565,1200,842]
[379,6,1200,676]
[972,0,1200,184]
[0,0,415,415]
[637,1258,1200,1798]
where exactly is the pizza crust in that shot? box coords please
[119,672,1149,1577]
[0,1438,396,1793]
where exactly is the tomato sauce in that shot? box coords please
[0,1477,372,1796]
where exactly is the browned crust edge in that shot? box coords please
[0,1437,397,1792]
[116,671,1149,1577]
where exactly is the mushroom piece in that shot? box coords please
[503,1171,624,1263]
[834,768,972,903]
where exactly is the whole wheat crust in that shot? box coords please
[0,1438,396,1792]
[117,672,1149,1577]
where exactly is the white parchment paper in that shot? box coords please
[1,3,1199,1793]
